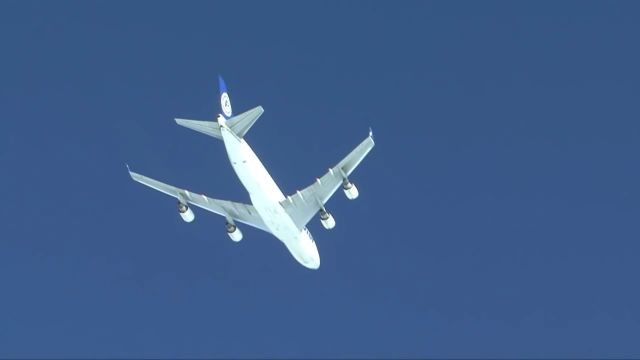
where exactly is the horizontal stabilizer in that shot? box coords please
[175,106,263,140]
[227,106,264,138]
[175,118,222,139]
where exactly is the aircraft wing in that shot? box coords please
[280,131,375,230]
[128,169,270,232]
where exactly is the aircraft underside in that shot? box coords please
[127,76,374,269]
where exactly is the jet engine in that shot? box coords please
[342,180,359,200]
[177,202,194,222]
[319,209,335,229]
[226,222,243,242]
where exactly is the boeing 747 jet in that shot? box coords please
[127,76,375,269]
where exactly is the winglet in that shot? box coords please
[126,163,136,180]
[218,75,233,119]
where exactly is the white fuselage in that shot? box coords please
[218,115,320,269]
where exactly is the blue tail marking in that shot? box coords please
[218,75,233,118]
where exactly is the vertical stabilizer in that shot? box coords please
[218,75,233,119]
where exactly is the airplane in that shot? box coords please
[127,76,375,269]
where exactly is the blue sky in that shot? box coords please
[1,1,639,358]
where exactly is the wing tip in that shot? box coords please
[126,164,143,181]
[126,163,136,180]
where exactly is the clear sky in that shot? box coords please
[1,1,639,358]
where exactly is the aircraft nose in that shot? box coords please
[306,248,320,270]
[307,255,320,270]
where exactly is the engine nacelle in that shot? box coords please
[319,209,336,229]
[226,222,243,242]
[177,202,194,223]
[342,180,359,200]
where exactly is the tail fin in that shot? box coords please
[218,75,233,119]
[176,76,263,139]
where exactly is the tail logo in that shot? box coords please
[220,92,232,118]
